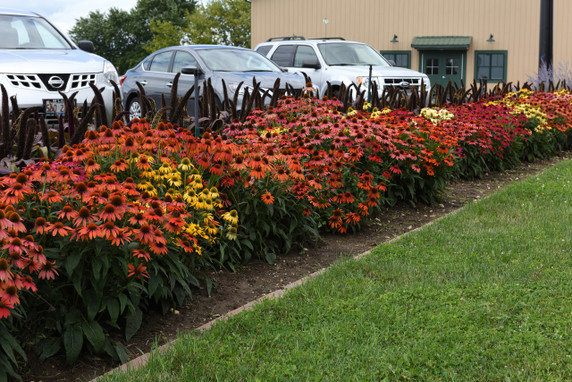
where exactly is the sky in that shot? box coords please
[2,0,207,34]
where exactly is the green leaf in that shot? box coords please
[265,252,276,264]
[84,289,101,321]
[39,337,61,361]
[105,298,120,324]
[82,321,106,353]
[63,325,84,363]
[125,308,143,341]
[64,251,83,276]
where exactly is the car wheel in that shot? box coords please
[127,96,142,120]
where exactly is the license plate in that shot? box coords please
[43,99,70,116]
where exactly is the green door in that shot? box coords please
[420,51,465,87]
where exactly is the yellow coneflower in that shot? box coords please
[222,209,239,225]
[178,157,194,172]
[225,226,238,240]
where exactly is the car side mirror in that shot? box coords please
[77,40,95,53]
[387,59,396,67]
[181,66,204,76]
[302,60,321,69]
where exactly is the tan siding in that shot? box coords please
[252,0,572,84]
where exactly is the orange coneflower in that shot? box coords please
[34,216,48,234]
[127,212,146,226]
[136,224,155,244]
[40,191,63,204]
[261,191,275,205]
[178,239,195,254]
[47,222,73,237]
[99,204,123,222]
[132,249,151,261]
[6,212,26,233]
[111,159,129,173]
[127,263,149,279]
[73,207,94,227]
[57,205,78,221]
[101,221,121,240]
[149,240,168,256]
[75,223,102,241]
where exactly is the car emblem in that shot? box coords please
[48,76,65,89]
[399,81,410,89]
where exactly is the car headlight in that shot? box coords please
[356,76,370,86]
[103,60,119,86]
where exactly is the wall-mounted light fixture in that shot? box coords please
[390,34,398,43]
[487,34,495,42]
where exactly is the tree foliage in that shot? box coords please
[146,0,251,52]
[69,0,197,74]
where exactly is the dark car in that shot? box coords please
[120,45,306,119]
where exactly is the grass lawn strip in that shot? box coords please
[103,159,572,381]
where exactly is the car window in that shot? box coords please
[149,51,173,72]
[317,43,390,67]
[270,45,296,67]
[195,48,281,72]
[255,45,272,57]
[0,15,71,49]
[293,45,319,67]
[172,51,199,73]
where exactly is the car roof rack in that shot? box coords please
[266,35,306,41]
[310,37,346,40]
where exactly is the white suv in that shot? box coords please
[255,37,430,98]
[0,8,119,124]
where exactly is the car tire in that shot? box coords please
[127,96,143,120]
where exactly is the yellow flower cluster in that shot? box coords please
[420,107,455,125]
[496,89,550,133]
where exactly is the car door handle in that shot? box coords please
[166,82,173,88]
[139,80,147,86]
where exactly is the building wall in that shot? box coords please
[251,0,571,84]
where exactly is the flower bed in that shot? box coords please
[1,89,571,379]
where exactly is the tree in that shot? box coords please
[184,0,251,48]
[146,0,251,52]
[69,0,197,74]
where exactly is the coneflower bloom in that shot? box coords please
[261,191,275,205]
[132,249,151,261]
[222,209,239,225]
[6,212,26,233]
[136,224,155,244]
[99,204,123,222]
[111,159,129,172]
[40,191,63,204]
[127,263,149,279]
[1,284,19,306]
[127,212,146,226]
[101,221,122,240]
[38,260,58,280]
[0,259,12,282]
[19,275,37,292]
[75,223,102,241]
[73,207,94,227]
[0,298,13,319]
[47,222,73,237]
[110,228,132,246]
[57,205,78,220]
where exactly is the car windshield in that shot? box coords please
[318,42,390,67]
[195,48,282,72]
[0,14,72,49]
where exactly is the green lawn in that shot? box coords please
[103,159,572,381]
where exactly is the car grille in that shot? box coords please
[383,78,422,88]
[6,73,97,92]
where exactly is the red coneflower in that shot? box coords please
[111,159,129,173]
[0,298,13,319]
[2,283,19,305]
[40,191,63,204]
[136,224,155,244]
[47,222,73,237]
[6,212,26,233]
[38,260,59,280]
[0,259,12,282]
[19,275,37,292]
